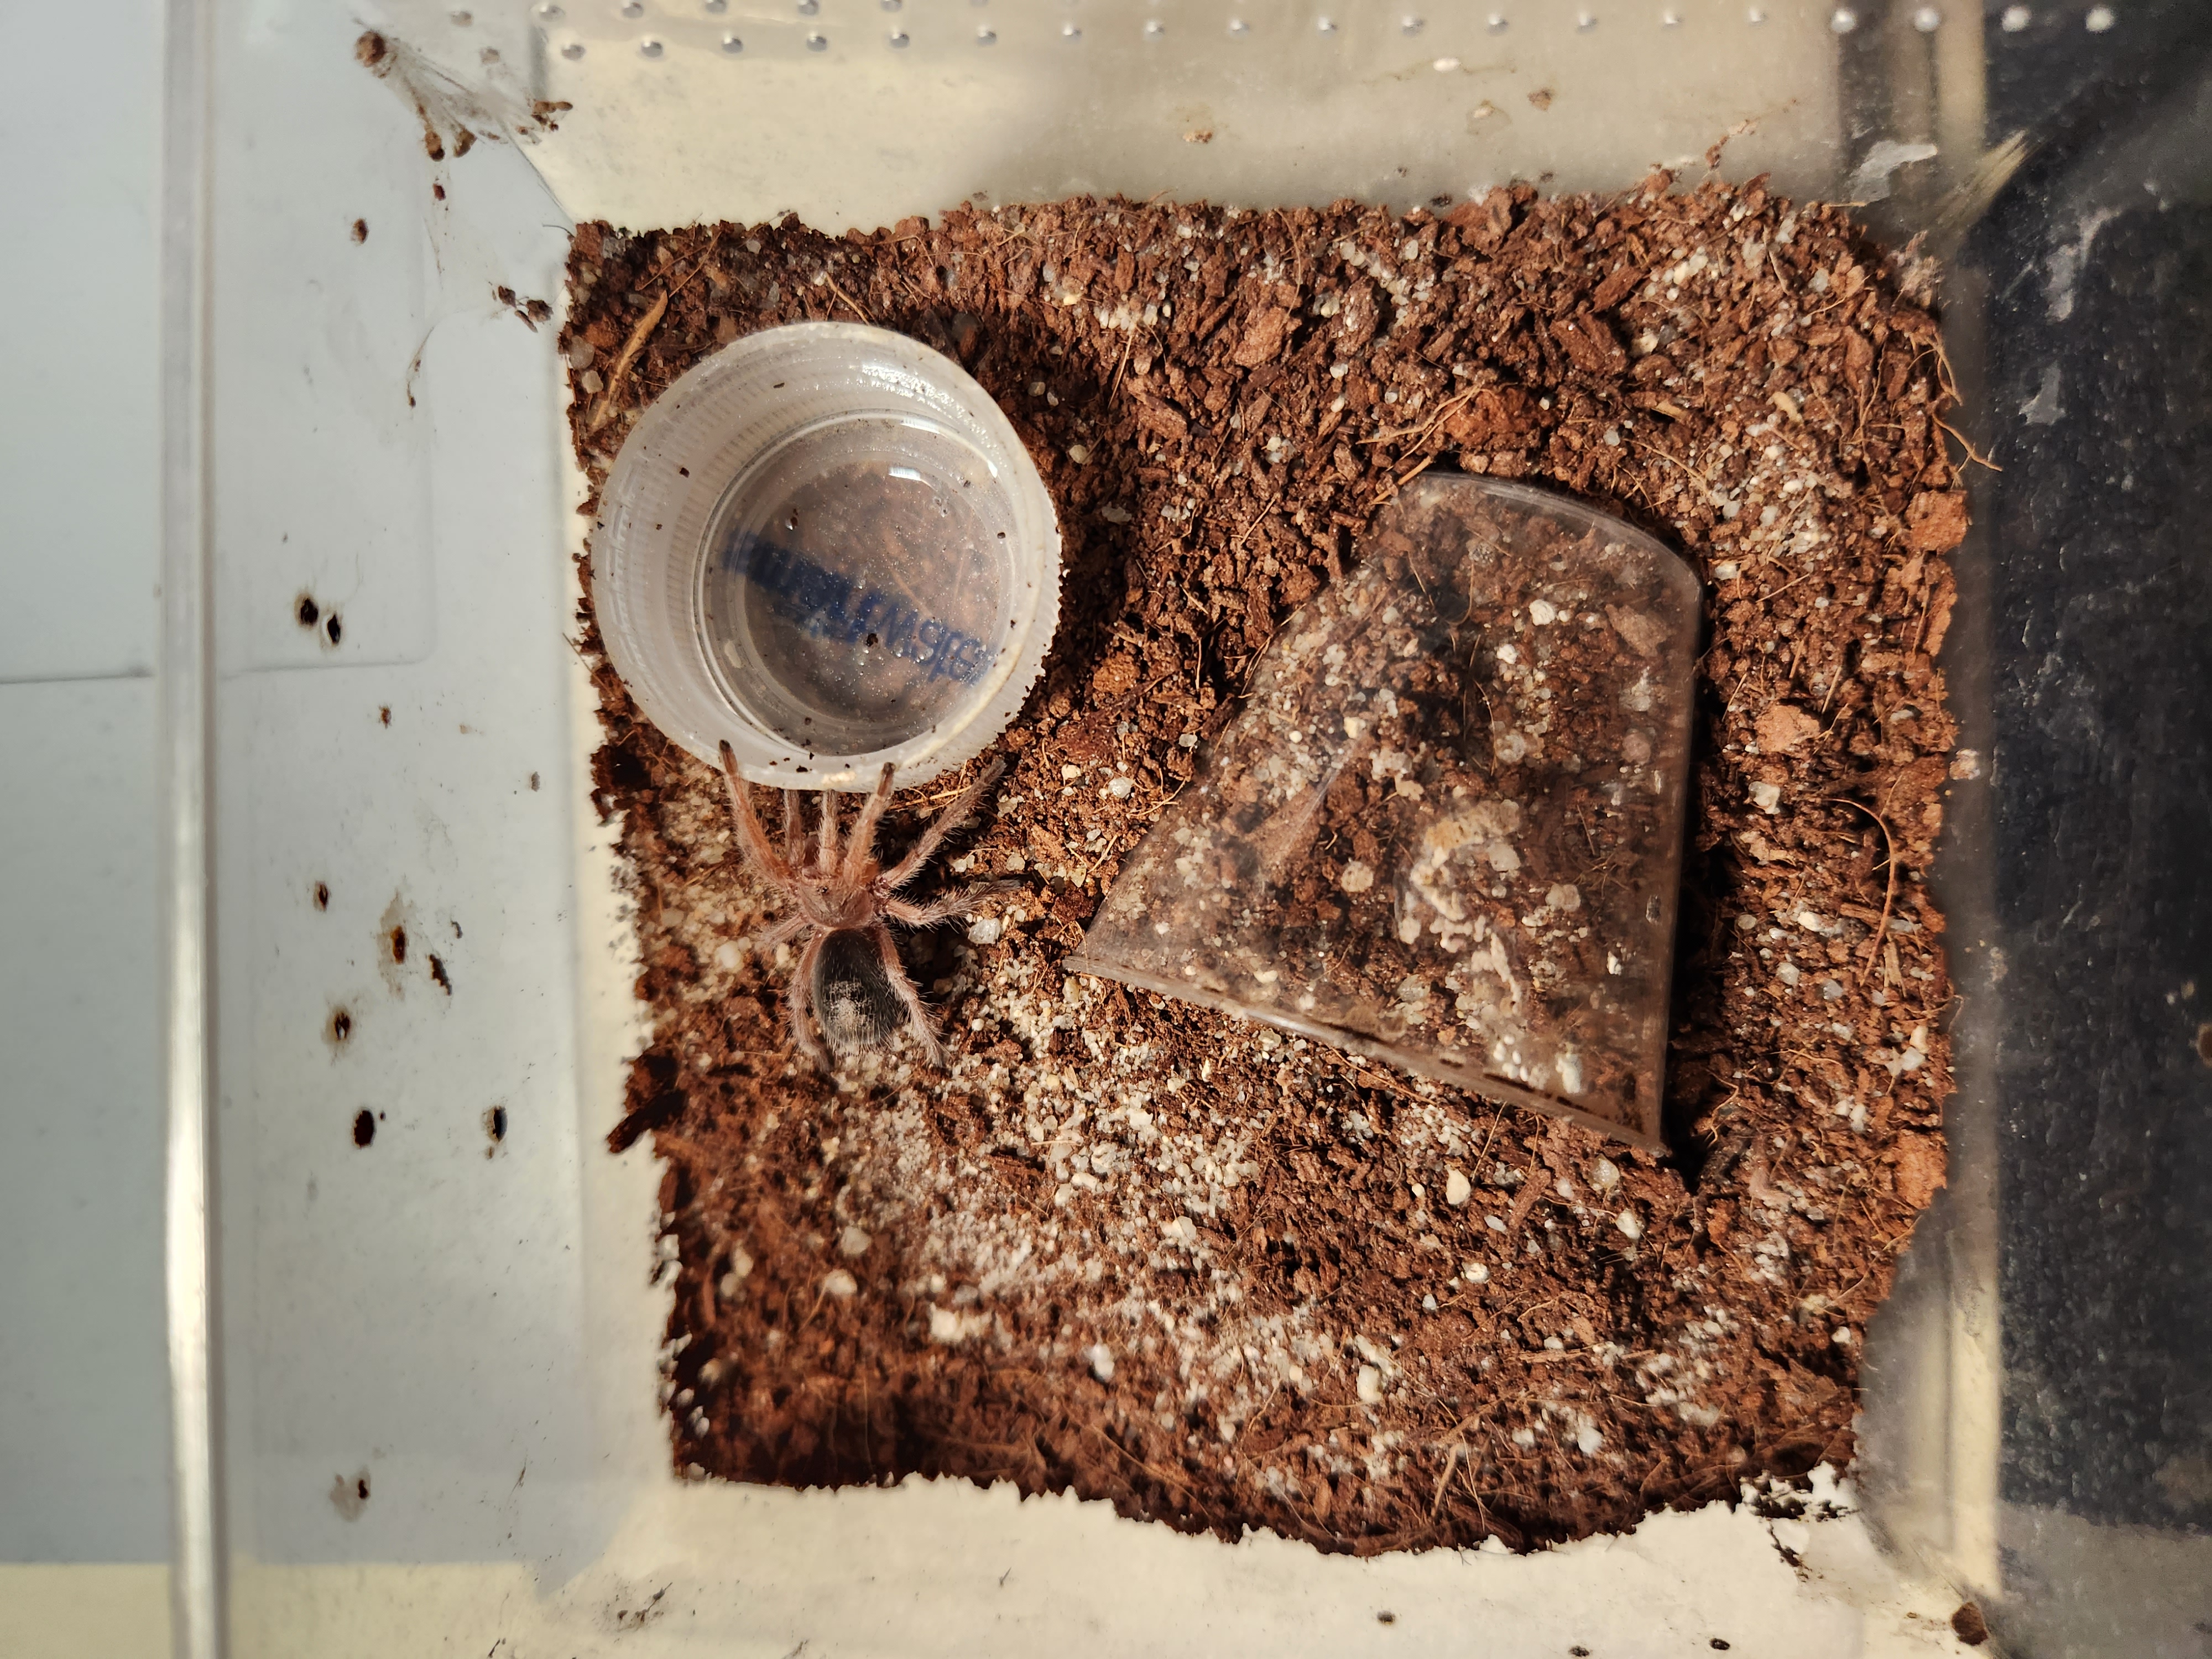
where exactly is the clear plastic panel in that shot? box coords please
[150,2,2212,1656]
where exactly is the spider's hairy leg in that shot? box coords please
[719,740,794,886]
[885,879,1022,928]
[817,787,840,873]
[867,921,944,1066]
[782,789,802,873]
[881,757,1006,893]
[756,911,808,952]
[786,931,832,1071]
[842,762,898,888]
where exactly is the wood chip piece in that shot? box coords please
[1754,702,1821,754]
[1904,491,1968,552]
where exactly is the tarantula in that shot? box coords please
[717,741,1009,1069]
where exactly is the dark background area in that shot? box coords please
[1971,4,2212,1536]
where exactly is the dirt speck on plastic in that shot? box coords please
[328,1469,370,1520]
[564,176,1964,1553]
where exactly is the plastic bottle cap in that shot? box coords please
[592,322,1061,789]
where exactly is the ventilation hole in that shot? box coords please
[330,1008,353,1044]
[429,954,452,994]
[353,1109,375,1147]
[314,881,330,911]
[389,925,408,966]
[325,612,342,645]
[350,218,367,243]
[488,1105,509,1142]
[295,594,320,627]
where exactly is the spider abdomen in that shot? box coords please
[811,928,908,1054]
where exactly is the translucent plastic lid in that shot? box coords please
[592,322,1061,789]
[1068,474,1699,1147]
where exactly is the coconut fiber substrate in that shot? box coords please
[564,174,1965,1553]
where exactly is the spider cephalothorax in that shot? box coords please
[718,741,1009,1069]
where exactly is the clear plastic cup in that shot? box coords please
[1068,474,1698,1149]
[591,322,1061,789]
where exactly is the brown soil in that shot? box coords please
[563,175,1965,1554]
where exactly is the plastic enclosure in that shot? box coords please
[594,322,1062,789]
[1070,476,1697,1149]
[4,3,2192,1657]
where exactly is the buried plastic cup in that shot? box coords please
[1068,473,1698,1147]
[591,321,1061,790]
